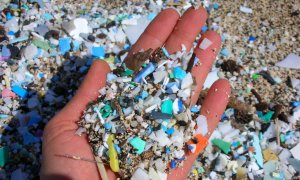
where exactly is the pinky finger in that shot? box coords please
[167,79,231,180]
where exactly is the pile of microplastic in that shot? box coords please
[79,46,210,178]
[0,0,300,179]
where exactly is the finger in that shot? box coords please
[189,31,222,106]
[54,60,110,122]
[168,79,231,179]
[125,8,180,57]
[164,7,207,54]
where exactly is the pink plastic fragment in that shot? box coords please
[2,88,17,98]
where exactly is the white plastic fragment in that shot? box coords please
[75,127,86,136]
[153,71,168,84]
[154,158,166,172]
[177,88,191,99]
[23,44,38,60]
[217,121,233,136]
[240,6,253,13]
[199,38,213,50]
[290,143,300,160]
[203,70,219,89]
[148,167,161,180]
[156,171,167,180]
[215,154,229,171]
[290,78,300,88]
[278,148,291,162]
[62,18,90,41]
[276,53,300,69]
[181,73,193,89]
[124,16,151,44]
[194,115,208,136]
[131,168,149,180]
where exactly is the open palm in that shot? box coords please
[41,7,231,180]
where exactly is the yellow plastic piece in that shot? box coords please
[108,134,119,172]
[191,169,198,179]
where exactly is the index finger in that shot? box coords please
[125,8,180,57]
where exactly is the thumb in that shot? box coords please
[54,60,110,122]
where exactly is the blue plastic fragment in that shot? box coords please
[177,157,185,161]
[23,132,39,145]
[292,101,300,107]
[114,144,121,154]
[147,13,156,20]
[59,38,71,55]
[123,44,130,50]
[251,133,263,168]
[173,67,187,79]
[170,160,176,169]
[166,127,174,136]
[141,91,149,99]
[6,12,12,21]
[162,47,169,57]
[9,4,18,9]
[11,85,28,98]
[190,105,200,113]
[231,141,240,148]
[201,26,208,33]
[133,62,156,83]
[92,46,105,58]
[178,100,183,113]
[28,116,42,126]
[104,123,112,130]
[213,3,219,9]
[166,147,170,154]
[43,13,54,21]
[1,46,11,58]
[38,72,44,78]
[79,66,88,73]
[107,73,118,82]
[220,48,230,57]
[72,41,81,51]
[7,31,14,36]
[187,145,194,150]
[249,36,256,42]
[166,82,179,94]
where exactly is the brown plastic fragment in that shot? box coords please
[150,47,165,63]
[124,48,152,72]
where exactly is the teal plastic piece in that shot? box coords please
[129,137,146,154]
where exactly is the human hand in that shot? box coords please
[41,7,231,180]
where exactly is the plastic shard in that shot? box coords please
[276,53,300,69]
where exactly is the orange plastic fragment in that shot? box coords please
[187,134,208,154]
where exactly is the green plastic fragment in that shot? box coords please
[161,100,173,115]
[23,4,29,10]
[32,39,51,51]
[246,88,251,93]
[129,82,137,86]
[142,63,147,68]
[121,69,134,77]
[169,72,174,79]
[129,137,146,154]
[212,138,231,154]
[252,74,260,80]
[100,105,112,118]
[258,111,274,122]
[280,134,286,143]
[0,147,9,167]
[198,166,204,174]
